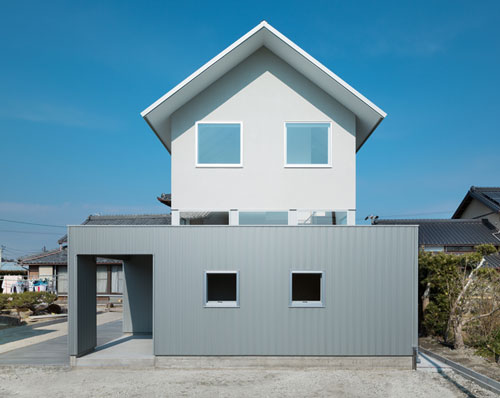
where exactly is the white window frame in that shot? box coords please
[289,270,325,308]
[284,121,332,168]
[195,121,243,168]
[204,270,240,308]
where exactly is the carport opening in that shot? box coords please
[75,254,153,359]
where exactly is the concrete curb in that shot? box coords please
[419,347,500,395]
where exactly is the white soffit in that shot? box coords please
[141,21,386,153]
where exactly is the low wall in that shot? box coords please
[69,225,418,358]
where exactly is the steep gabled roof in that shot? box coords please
[141,21,386,153]
[453,187,500,219]
[374,218,500,246]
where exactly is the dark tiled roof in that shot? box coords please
[453,186,500,218]
[485,253,500,269]
[374,219,500,246]
[20,247,121,265]
[20,248,67,264]
[157,193,171,207]
[83,213,172,226]
[57,213,172,244]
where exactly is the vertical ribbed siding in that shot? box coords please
[68,255,96,356]
[69,225,417,356]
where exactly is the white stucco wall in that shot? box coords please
[459,199,500,229]
[170,47,356,212]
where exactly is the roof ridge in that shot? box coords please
[87,213,171,219]
[473,186,500,191]
[19,247,63,262]
[376,218,486,223]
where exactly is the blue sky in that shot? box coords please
[1,1,499,257]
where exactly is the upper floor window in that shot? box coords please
[196,122,242,167]
[285,122,331,167]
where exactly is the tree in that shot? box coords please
[420,244,500,350]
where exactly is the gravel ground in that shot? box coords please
[0,366,497,397]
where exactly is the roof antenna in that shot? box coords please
[365,215,379,224]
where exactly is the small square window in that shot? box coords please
[196,122,242,166]
[204,271,239,307]
[290,271,324,307]
[285,123,331,166]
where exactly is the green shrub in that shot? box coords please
[0,293,9,310]
[422,299,450,338]
[7,292,57,313]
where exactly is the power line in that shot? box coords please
[0,229,63,235]
[3,246,41,253]
[0,218,66,228]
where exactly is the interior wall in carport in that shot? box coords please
[123,255,153,334]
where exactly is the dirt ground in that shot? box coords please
[420,337,500,382]
[0,366,497,398]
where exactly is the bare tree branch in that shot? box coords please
[463,306,500,325]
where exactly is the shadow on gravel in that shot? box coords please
[423,354,477,398]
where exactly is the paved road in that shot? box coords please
[0,320,123,366]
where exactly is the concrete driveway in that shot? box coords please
[0,312,122,366]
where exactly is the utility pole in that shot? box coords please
[0,245,5,264]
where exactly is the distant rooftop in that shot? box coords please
[485,253,500,269]
[453,186,500,218]
[374,218,500,246]
[58,213,172,244]
[19,247,123,265]
[0,261,28,272]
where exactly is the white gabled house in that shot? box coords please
[141,21,386,226]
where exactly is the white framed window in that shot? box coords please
[204,271,239,308]
[284,122,332,167]
[196,122,243,167]
[289,271,324,307]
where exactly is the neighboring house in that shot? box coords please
[0,261,28,293]
[373,218,500,267]
[20,214,172,299]
[69,22,418,367]
[20,247,123,300]
[373,186,500,267]
[0,261,27,274]
[453,186,500,229]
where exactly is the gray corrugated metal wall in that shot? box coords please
[123,256,153,333]
[68,255,96,356]
[69,226,417,357]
